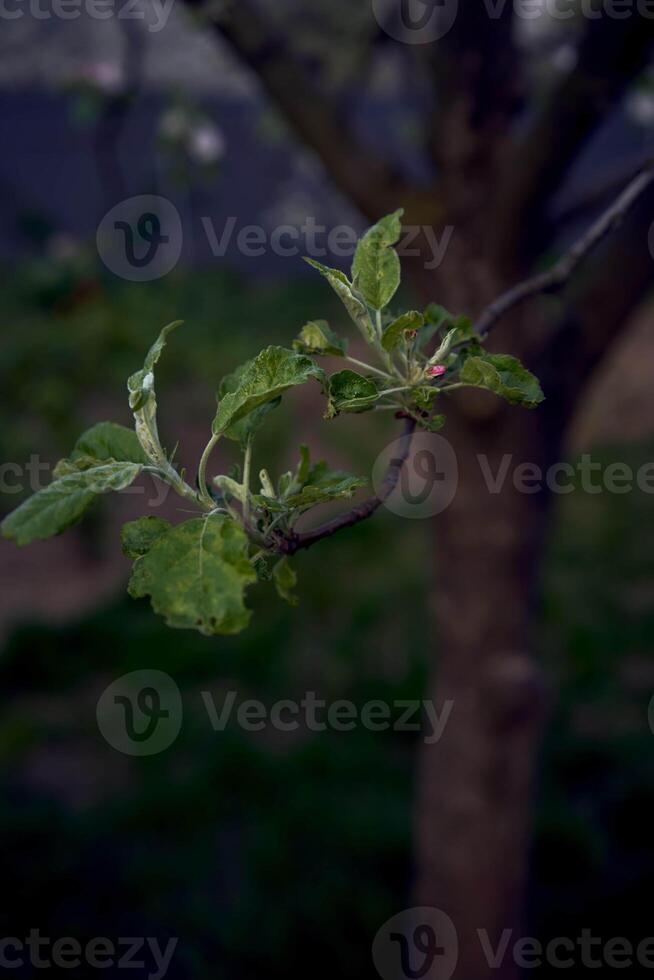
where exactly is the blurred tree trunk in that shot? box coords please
[415,404,551,980]
[407,246,554,977]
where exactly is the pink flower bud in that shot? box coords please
[427,365,447,378]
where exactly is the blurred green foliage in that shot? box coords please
[0,517,428,979]
[0,252,343,467]
[1,260,654,975]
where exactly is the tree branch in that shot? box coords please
[550,156,651,229]
[496,17,654,261]
[272,417,416,555]
[183,0,403,220]
[425,7,521,217]
[539,173,654,427]
[474,161,654,338]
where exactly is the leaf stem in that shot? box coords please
[198,432,220,509]
[377,385,413,397]
[242,437,253,525]
[265,511,288,536]
[404,335,414,378]
[144,465,200,507]
[372,310,400,376]
[345,356,390,380]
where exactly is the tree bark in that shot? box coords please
[413,401,552,980]
[406,243,557,978]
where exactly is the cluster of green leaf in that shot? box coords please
[298,210,543,426]
[1,210,543,636]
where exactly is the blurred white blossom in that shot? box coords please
[187,123,225,164]
[627,89,654,128]
[77,61,124,95]
[159,108,226,166]
[550,43,577,74]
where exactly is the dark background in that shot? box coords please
[2,3,654,977]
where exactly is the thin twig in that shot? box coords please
[475,161,654,338]
[242,437,253,526]
[345,355,389,379]
[197,432,220,509]
[270,418,416,555]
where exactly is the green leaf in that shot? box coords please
[303,458,330,485]
[382,311,424,352]
[412,386,439,411]
[449,315,475,345]
[414,413,446,432]
[127,320,182,467]
[428,327,459,366]
[54,422,149,477]
[52,457,97,478]
[249,482,288,513]
[253,554,272,581]
[259,469,276,499]
[2,462,143,547]
[213,475,247,507]
[292,320,348,357]
[421,306,475,350]
[351,209,403,311]
[304,259,375,344]
[273,557,298,606]
[325,370,380,418]
[250,494,287,514]
[127,320,182,414]
[128,514,257,636]
[121,516,172,559]
[213,347,325,437]
[277,471,294,497]
[295,444,311,486]
[250,449,365,515]
[459,353,544,408]
[71,421,149,465]
[286,471,366,510]
[218,360,282,447]
[424,303,452,329]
